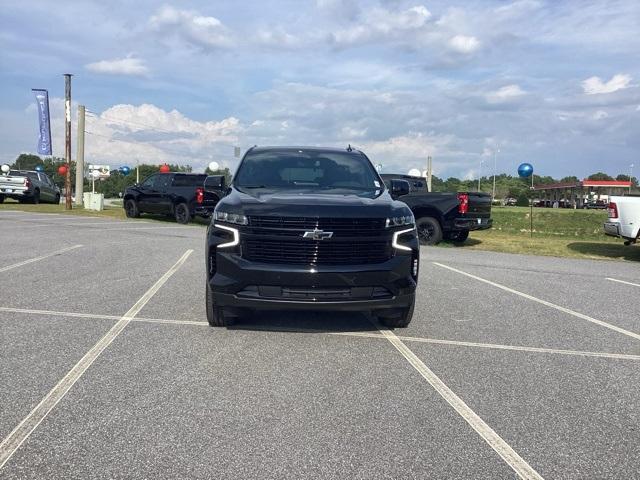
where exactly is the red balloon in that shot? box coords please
[159,164,170,173]
[57,165,68,175]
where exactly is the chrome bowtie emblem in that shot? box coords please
[303,228,333,240]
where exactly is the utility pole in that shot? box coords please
[630,164,634,193]
[492,147,499,203]
[76,105,85,206]
[426,156,432,192]
[136,160,140,183]
[64,74,73,210]
[478,158,484,192]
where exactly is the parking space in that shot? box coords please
[1,212,638,478]
[0,315,114,440]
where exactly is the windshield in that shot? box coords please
[234,150,381,191]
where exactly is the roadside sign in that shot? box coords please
[87,164,110,179]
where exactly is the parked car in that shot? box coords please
[604,196,640,245]
[585,200,608,209]
[379,174,492,245]
[205,146,419,328]
[0,170,60,204]
[123,172,219,223]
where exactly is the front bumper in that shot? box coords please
[208,252,417,313]
[454,217,493,231]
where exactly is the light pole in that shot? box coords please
[478,158,484,192]
[492,147,500,202]
[630,164,634,193]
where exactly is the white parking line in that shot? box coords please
[392,335,640,361]
[0,306,207,326]
[0,249,193,470]
[375,324,543,480]
[3,306,638,362]
[0,245,83,273]
[434,262,640,342]
[606,277,640,288]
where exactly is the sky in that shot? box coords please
[1,0,639,180]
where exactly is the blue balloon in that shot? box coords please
[120,166,131,175]
[518,163,534,178]
[35,165,44,172]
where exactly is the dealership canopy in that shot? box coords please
[533,179,631,207]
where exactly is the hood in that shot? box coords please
[218,187,409,218]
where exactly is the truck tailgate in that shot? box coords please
[466,192,492,218]
[0,176,27,187]
[0,176,28,193]
[202,190,219,209]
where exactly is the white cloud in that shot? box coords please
[329,4,431,46]
[85,56,148,76]
[341,126,368,138]
[149,5,233,49]
[494,0,542,17]
[592,110,609,120]
[448,35,480,54]
[486,84,526,103]
[84,103,241,170]
[360,132,452,170]
[255,28,301,48]
[582,74,632,95]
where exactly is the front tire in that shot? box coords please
[174,202,191,224]
[0,195,4,203]
[54,194,60,204]
[416,216,443,245]
[32,190,40,204]
[124,199,140,218]
[379,293,415,328]
[206,282,234,327]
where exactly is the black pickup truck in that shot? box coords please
[123,172,219,223]
[204,146,419,328]
[380,174,492,245]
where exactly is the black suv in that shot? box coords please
[204,146,419,328]
[124,172,219,223]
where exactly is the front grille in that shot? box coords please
[243,238,391,265]
[237,285,393,301]
[247,216,386,237]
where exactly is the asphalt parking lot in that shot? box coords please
[1,210,639,479]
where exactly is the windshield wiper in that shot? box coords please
[238,185,268,188]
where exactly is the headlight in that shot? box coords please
[392,227,415,251]
[213,210,248,225]
[385,214,414,228]
[214,223,240,249]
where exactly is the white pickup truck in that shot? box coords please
[604,196,640,245]
[0,170,60,204]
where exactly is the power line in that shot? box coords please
[84,130,215,159]
[85,109,187,136]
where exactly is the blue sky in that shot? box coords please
[1,0,639,179]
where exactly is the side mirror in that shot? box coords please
[204,175,226,192]
[390,179,410,198]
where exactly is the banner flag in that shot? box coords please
[32,89,52,156]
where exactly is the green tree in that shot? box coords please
[560,176,579,183]
[516,193,530,206]
[12,153,42,170]
[588,172,613,181]
[616,174,638,187]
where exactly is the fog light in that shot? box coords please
[412,259,418,277]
